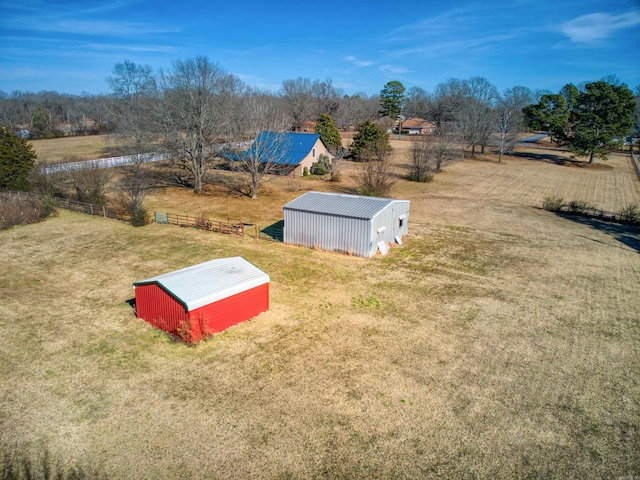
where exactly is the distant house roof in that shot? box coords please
[283,191,403,220]
[300,121,317,132]
[224,132,327,167]
[133,257,270,311]
[402,118,436,129]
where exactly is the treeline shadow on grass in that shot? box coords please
[556,212,640,253]
[511,151,576,165]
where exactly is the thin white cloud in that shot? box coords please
[344,56,374,67]
[560,11,640,43]
[7,16,180,37]
[379,65,410,75]
[85,43,178,54]
[386,31,520,59]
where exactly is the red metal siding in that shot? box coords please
[188,283,269,341]
[134,283,188,338]
[135,282,269,343]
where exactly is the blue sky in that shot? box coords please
[1,0,639,97]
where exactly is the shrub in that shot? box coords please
[407,172,433,183]
[619,202,640,224]
[310,155,331,176]
[310,162,327,176]
[39,194,58,218]
[542,196,564,212]
[0,192,50,230]
[302,166,309,177]
[130,206,148,227]
[329,170,342,182]
[567,200,593,214]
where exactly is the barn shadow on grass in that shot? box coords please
[125,297,185,344]
[126,298,136,316]
[556,213,640,253]
[260,220,284,242]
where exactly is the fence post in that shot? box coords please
[255,224,258,240]
[103,206,106,217]
[90,204,93,215]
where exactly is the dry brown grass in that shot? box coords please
[30,135,123,165]
[1,136,639,478]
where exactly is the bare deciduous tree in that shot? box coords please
[312,78,342,117]
[495,107,519,163]
[228,131,292,199]
[404,86,431,119]
[107,60,157,151]
[116,154,157,224]
[494,87,531,162]
[233,89,288,140]
[157,56,242,193]
[430,78,469,127]
[334,92,379,130]
[408,126,458,180]
[458,98,495,158]
[222,90,291,199]
[327,149,344,182]
[280,77,314,131]
[357,139,395,197]
[71,165,112,206]
[457,77,499,157]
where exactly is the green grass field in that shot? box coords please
[2,138,639,478]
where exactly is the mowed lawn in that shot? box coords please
[1,141,639,478]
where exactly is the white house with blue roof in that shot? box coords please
[224,131,333,177]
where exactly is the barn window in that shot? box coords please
[312,148,316,158]
[398,214,406,228]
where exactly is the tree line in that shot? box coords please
[1,56,638,210]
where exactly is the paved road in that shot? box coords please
[519,133,548,143]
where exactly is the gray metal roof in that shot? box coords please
[283,191,406,220]
[134,257,270,311]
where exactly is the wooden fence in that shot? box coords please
[153,212,253,237]
[54,197,139,223]
[9,192,286,241]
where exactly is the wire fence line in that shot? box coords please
[41,153,169,174]
[39,141,253,175]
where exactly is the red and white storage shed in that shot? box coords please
[133,257,269,343]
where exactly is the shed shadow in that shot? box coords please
[555,213,640,253]
[260,220,284,242]
[125,297,137,316]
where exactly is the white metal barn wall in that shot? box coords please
[283,192,411,257]
[371,201,410,248]
[284,210,372,256]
